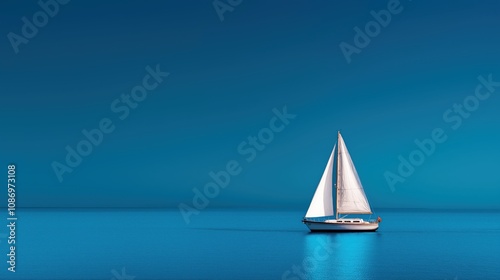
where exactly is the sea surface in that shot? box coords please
[0,209,499,280]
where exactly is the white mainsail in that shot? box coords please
[336,133,372,214]
[305,144,336,218]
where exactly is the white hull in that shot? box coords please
[303,219,379,232]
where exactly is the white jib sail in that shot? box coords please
[305,144,335,218]
[337,133,372,214]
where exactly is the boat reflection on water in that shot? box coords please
[300,232,379,279]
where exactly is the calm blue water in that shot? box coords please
[0,209,499,279]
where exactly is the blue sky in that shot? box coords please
[1,0,499,209]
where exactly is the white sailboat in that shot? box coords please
[302,131,381,232]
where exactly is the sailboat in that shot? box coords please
[302,131,380,232]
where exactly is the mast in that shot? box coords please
[335,130,340,220]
